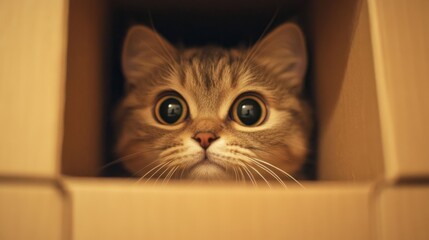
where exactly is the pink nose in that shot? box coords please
[192,132,218,149]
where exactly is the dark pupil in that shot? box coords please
[236,98,262,125]
[159,98,183,124]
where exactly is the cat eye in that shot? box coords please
[231,94,267,126]
[154,95,188,125]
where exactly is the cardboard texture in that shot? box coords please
[61,0,106,176]
[0,0,428,239]
[311,0,384,181]
[0,181,64,240]
[65,179,373,240]
[367,0,429,181]
[0,0,68,177]
[376,185,429,240]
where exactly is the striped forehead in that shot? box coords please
[164,47,285,118]
[178,48,244,115]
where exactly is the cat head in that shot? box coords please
[116,23,311,182]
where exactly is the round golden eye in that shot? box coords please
[231,94,267,126]
[154,95,188,125]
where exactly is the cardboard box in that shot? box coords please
[64,179,374,240]
[376,185,429,240]
[1,0,428,239]
[0,181,64,240]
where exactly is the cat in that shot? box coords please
[115,23,312,185]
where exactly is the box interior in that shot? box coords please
[62,0,384,182]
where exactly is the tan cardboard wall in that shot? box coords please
[368,0,429,180]
[376,185,429,240]
[0,0,68,177]
[62,0,106,176]
[311,0,384,181]
[0,181,64,240]
[65,179,374,240]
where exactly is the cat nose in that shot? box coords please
[192,132,219,149]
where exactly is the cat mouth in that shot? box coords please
[189,158,226,172]
[186,158,229,180]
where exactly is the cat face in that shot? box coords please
[116,23,311,182]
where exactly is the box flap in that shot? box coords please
[64,178,374,240]
[0,0,68,177]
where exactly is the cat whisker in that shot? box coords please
[136,162,164,183]
[131,159,162,177]
[241,164,257,187]
[247,165,271,188]
[171,166,180,182]
[232,166,238,183]
[103,146,171,171]
[131,150,179,177]
[101,151,147,170]
[149,156,184,183]
[136,160,170,184]
[232,150,287,188]
[232,150,296,188]
[155,165,172,183]
[168,167,178,183]
[145,162,171,183]
[240,166,252,185]
[164,165,179,184]
[151,157,183,183]
[251,157,305,188]
[179,167,186,180]
[237,167,246,183]
[251,160,288,189]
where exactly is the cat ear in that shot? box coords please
[122,25,177,86]
[250,23,307,92]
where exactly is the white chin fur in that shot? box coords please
[188,163,229,181]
